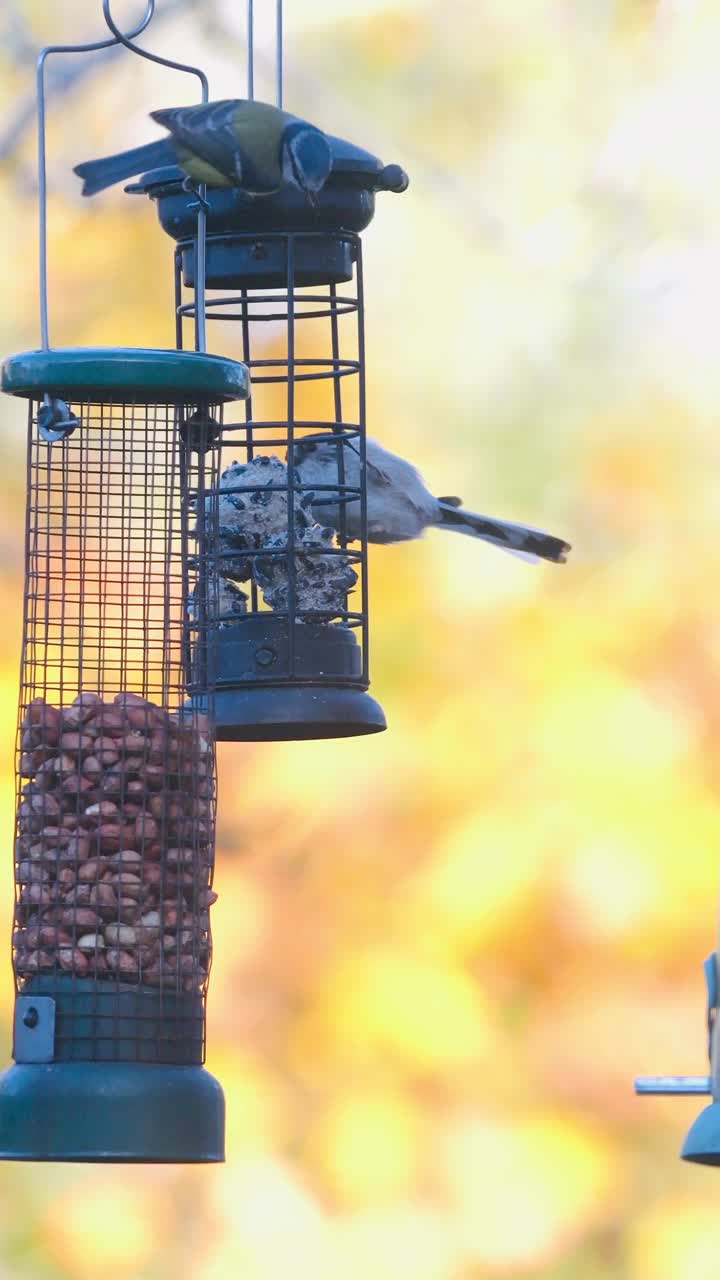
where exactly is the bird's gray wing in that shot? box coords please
[366,452,431,513]
[150,100,243,180]
[365,454,395,488]
[363,447,439,540]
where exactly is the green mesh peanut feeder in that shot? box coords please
[0,345,247,1162]
[0,0,253,1162]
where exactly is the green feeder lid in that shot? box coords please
[1,347,249,403]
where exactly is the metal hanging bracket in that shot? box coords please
[634,1075,712,1096]
[13,996,55,1064]
[35,394,79,442]
[37,0,209,352]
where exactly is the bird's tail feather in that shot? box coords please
[74,139,177,196]
[437,502,570,564]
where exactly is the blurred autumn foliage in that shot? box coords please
[1,0,720,1276]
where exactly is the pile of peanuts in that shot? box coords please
[13,691,216,991]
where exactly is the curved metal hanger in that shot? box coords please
[101,0,208,98]
[276,0,283,108]
[37,1,209,352]
[101,0,208,352]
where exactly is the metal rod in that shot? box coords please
[174,248,184,350]
[286,235,296,677]
[276,0,283,108]
[329,283,348,550]
[36,1,156,349]
[635,1076,712,1095]
[194,207,207,353]
[356,240,370,686]
[247,0,255,99]
[239,286,259,610]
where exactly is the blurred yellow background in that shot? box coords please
[1,0,720,1275]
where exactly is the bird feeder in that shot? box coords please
[0,346,248,1162]
[128,126,408,741]
[635,952,720,1166]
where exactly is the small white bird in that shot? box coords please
[291,436,570,563]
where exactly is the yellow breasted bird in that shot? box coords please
[74,99,333,199]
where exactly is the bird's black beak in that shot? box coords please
[305,189,318,209]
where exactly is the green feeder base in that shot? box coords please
[0,1061,224,1162]
[211,684,387,742]
[681,1102,720,1166]
[188,619,388,741]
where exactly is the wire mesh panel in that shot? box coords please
[13,394,222,1065]
[177,231,385,740]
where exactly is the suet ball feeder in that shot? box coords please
[148,140,408,741]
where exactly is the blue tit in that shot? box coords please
[291,435,571,564]
[74,99,333,200]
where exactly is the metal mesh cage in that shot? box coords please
[177,231,386,741]
[14,393,221,1064]
[0,351,248,1079]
